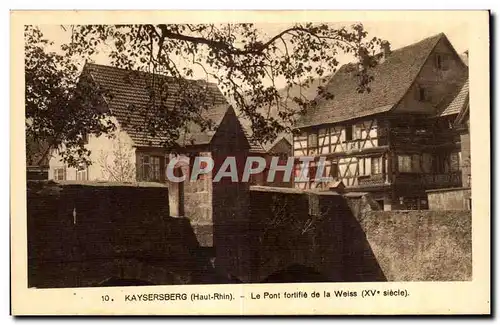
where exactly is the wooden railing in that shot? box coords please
[397,172,462,188]
[422,172,462,188]
[355,172,462,188]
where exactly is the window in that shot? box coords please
[435,54,449,70]
[307,132,318,155]
[371,156,382,174]
[419,87,427,101]
[330,162,339,179]
[436,54,442,69]
[355,157,370,176]
[358,158,366,176]
[345,125,353,141]
[141,155,161,181]
[353,124,362,140]
[308,133,318,148]
[76,165,88,181]
[53,168,65,181]
[415,84,430,102]
[398,155,412,173]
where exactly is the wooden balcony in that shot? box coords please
[396,172,462,189]
[422,172,462,188]
[391,127,459,149]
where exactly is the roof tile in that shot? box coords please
[437,80,469,117]
[296,33,445,128]
[85,63,229,147]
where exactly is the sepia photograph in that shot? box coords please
[11,10,490,315]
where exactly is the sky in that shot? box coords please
[37,21,469,89]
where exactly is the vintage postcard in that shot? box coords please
[11,10,490,315]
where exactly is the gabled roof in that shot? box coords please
[237,113,292,154]
[262,134,292,153]
[176,103,235,147]
[295,33,447,128]
[84,63,229,148]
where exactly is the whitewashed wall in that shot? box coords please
[48,117,136,181]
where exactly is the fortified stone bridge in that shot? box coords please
[27,181,471,288]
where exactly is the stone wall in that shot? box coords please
[358,210,472,281]
[226,187,472,283]
[182,152,214,247]
[229,186,386,283]
[28,180,472,287]
[427,187,472,210]
[27,181,219,288]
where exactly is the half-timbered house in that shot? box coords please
[292,33,469,210]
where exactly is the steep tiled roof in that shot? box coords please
[262,134,292,153]
[437,80,469,117]
[296,33,445,128]
[84,63,229,147]
[175,104,230,147]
